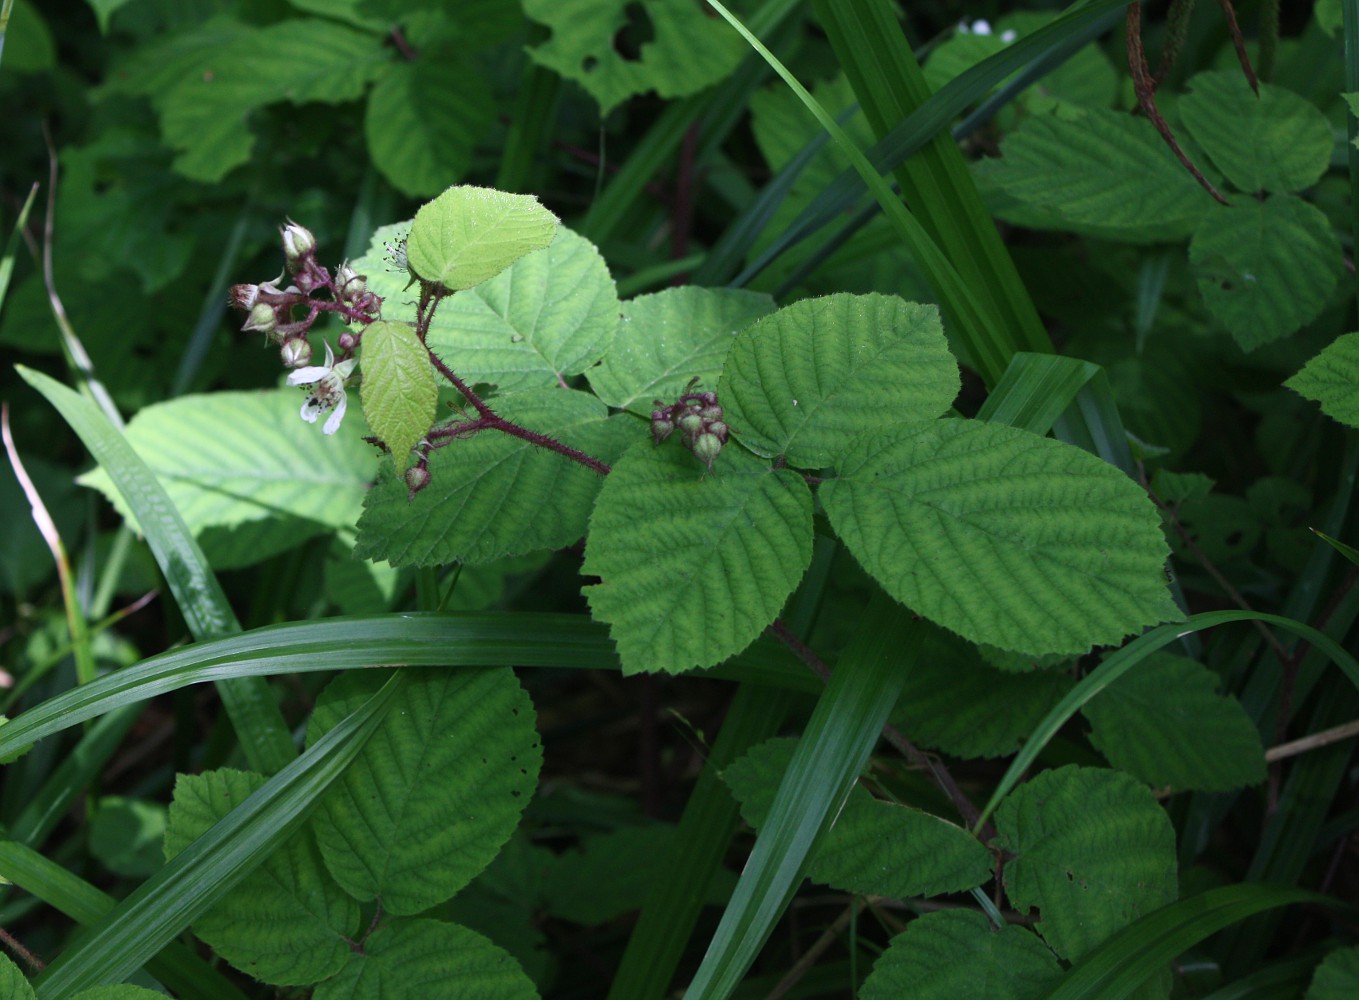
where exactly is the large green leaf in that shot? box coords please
[1178,71,1332,195]
[306,668,541,915]
[163,769,359,986]
[860,910,1063,1000]
[406,186,558,293]
[359,320,437,472]
[313,919,537,1000]
[984,106,1215,242]
[1287,331,1359,429]
[0,953,35,1000]
[354,388,630,566]
[522,0,746,115]
[364,49,495,197]
[78,390,379,569]
[583,441,813,674]
[1082,653,1266,792]
[821,419,1180,656]
[1307,946,1359,998]
[423,227,620,391]
[992,766,1177,961]
[724,738,992,898]
[719,293,959,466]
[1190,194,1340,351]
[587,287,775,415]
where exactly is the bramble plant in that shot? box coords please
[4,1,1359,999]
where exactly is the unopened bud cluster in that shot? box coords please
[651,380,729,469]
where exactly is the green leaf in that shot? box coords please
[406,186,558,293]
[421,227,620,392]
[4,0,55,73]
[582,441,813,674]
[719,293,959,466]
[306,668,542,915]
[1082,653,1266,792]
[523,0,746,116]
[312,919,537,1000]
[587,287,775,415]
[992,766,1177,961]
[0,953,35,1000]
[1307,945,1359,998]
[860,910,1063,1000]
[359,320,437,472]
[821,419,1180,656]
[77,390,379,569]
[163,769,359,986]
[985,107,1214,242]
[68,988,165,999]
[1287,331,1359,429]
[1190,194,1340,351]
[89,797,167,878]
[724,738,992,898]
[354,388,628,566]
[890,630,1074,759]
[364,50,495,197]
[1178,72,1332,195]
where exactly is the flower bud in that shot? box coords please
[405,464,432,498]
[700,404,723,421]
[228,283,260,312]
[651,413,674,444]
[281,220,317,272]
[280,338,312,368]
[336,262,367,300]
[338,332,358,353]
[691,432,723,469]
[706,420,728,442]
[243,302,279,336]
[677,412,704,437]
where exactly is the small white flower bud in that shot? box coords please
[281,338,313,368]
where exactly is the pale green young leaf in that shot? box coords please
[1179,72,1331,194]
[890,630,1073,759]
[0,953,35,1000]
[1286,331,1359,429]
[820,419,1180,656]
[423,228,620,391]
[583,441,813,675]
[984,106,1215,242]
[306,668,541,915]
[587,287,775,415]
[364,52,495,197]
[1190,195,1340,351]
[359,320,437,472]
[993,766,1177,960]
[1082,653,1265,792]
[163,769,359,986]
[860,910,1062,1000]
[406,186,558,293]
[354,388,629,566]
[724,738,992,898]
[1306,945,1359,998]
[720,293,958,466]
[78,390,378,569]
[313,919,537,1000]
[522,0,745,116]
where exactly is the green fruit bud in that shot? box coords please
[280,338,312,368]
[677,412,704,436]
[691,432,723,469]
[405,464,432,497]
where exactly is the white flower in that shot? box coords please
[287,341,358,435]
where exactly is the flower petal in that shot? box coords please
[300,397,323,424]
[322,393,347,435]
[288,366,329,386]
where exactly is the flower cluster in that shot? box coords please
[651,380,730,469]
[227,222,382,435]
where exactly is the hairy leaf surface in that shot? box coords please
[407,186,558,293]
[821,419,1180,655]
[360,320,437,472]
[1287,331,1359,429]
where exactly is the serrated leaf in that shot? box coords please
[1179,71,1331,194]
[587,287,775,415]
[354,388,629,566]
[993,766,1177,960]
[1082,653,1265,792]
[861,910,1063,1000]
[364,51,495,197]
[77,390,379,569]
[725,739,992,898]
[1287,331,1359,429]
[422,228,620,391]
[583,441,813,675]
[820,419,1180,656]
[523,0,745,116]
[1307,945,1359,999]
[719,293,959,466]
[406,186,558,293]
[0,953,35,1000]
[306,668,542,915]
[359,320,437,472]
[890,631,1074,759]
[163,769,359,986]
[313,919,537,1000]
[89,796,167,878]
[1190,194,1340,351]
[987,107,1214,242]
